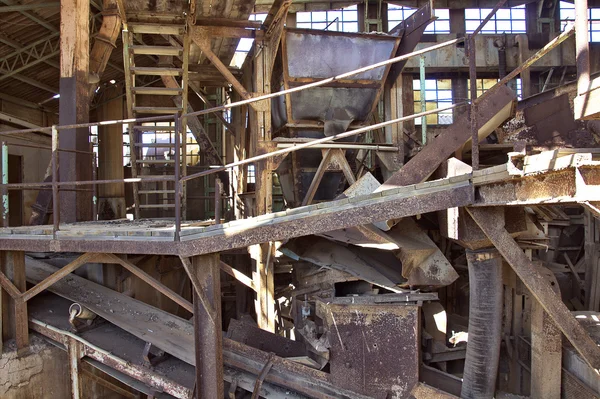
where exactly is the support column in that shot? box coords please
[462,249,503,399]
[59,0,92,222]
[249,242,275,332]
[97,85,125,220]
[68,336,83,399]
[192,253,224,398]
[10,251,27,351]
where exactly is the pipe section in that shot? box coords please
[461,248,503,399]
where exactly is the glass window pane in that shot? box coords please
[425,80,437,90]
[591,8,600,19]
[512,21,526,32]
[497,20,512,32]
[389,10,403,21]
[297,12,311,22]
[425,90,437,100]
[436,21,450,33]
[496,9,511,19]
[296,22,311,29]
[438,79,451,90]
[465,20,480,32]
[312,11,327,22]
[343,9,358,21]
[511,8,525,19]
[328,10,342,21]
[312,22,327,30]
[342,22,358,32]
[435,9,449,19]
[413,79,421,90]
[591,30,600,42]
[438,91,452,100]
[465,9,480,19]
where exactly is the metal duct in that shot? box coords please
[461,249,503,399]
[89,0,122,94]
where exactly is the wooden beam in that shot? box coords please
[10,251,28,349]
[192,253,224,399]
[302,149,333,206]
[0,269,21,299]
[220,260,255,292]
[101,253,193,314]
[21,253,93,302]
[195,17,263,29]
[466,206,600,372]
[191,29,253,103]
[194,25,261,39]
[68,337,83,399]
[179,256,216,323]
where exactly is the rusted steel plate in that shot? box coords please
[317,301,420,398]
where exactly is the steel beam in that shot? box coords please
[0,3,59,12]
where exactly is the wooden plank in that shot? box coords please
[192,254,224,399]
[301,149,332,206]
[11,251,28,349]
[102,253,193,313]
[21,253,93,302]
[220,260,255,292]
[467,207,600,372]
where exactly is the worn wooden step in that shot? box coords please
[130,67,183,76]
[128,23,184,35]
[133,106,182,115]
[130,45,183,56]
[133,125,176,131]
[132,87,182,96]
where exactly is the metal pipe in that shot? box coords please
[182,102,466,183]
[174,113,181,242]
[92,152,98,221]
[214,178,222,225]
[419,55,427,145]
[461,249,503,399]
[0,37,465,137]
[1,141,7,227]
[576,0,590,96]
[275,143,399,151]
[52,126,59,237]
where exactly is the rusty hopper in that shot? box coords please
[272,28,401,206]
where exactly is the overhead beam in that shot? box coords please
[466,206,600,372]
[0,112,40,129]
[0,3,59,12]
[0,0,57,32]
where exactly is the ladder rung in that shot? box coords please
[130,67,183,76]
[130,45,183,56]
[139,191,175,196]
[132,87,183,96]
[134,143,177,147]
[139,204,176,209]
[133,125,176,131]
[128,23,184,35]
[136,159,176,164]
[133,107,182,115]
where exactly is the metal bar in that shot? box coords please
[1,141,7,227]
[469,36,479,170]
[174,113,181,242]
[181,102,466,183]
[479,24,575,102]
[52,126,59,237]
[0,176,174,190]
[214,177,222,225]
[92,152,98,221]
[471,0,508,36]
[274,143,399,151]
[576,0,590,96]
[219,260,256,292]
[419,55,427,144]
[0,37,464,136]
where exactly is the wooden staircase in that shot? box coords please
[122,21,191,219]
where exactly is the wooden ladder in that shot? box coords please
[122,21,190,219]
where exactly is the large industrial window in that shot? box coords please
[465,6,526,34]
[560,1,600,42]
[296,5,359,32]
[467,78,523,100]
[388,6,449,34]
[412,79,453,125]
[231,13,267,68]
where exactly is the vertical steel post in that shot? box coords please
[174,114,181,241]
[1,142,7,228]
[214,177,221,224]
[92,150,98,221]
[469,35,479,170]
[419,55,427,145]
[52,126,60,237]
[576,0,590,96]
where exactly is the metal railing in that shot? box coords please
[0,19,576,242]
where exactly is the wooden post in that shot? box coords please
[59,0,91,222]
[97,85,125,219]
[192,253,224,398]
[10,251,28,351]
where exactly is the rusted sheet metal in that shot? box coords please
[475,167,598,206]
[317,301,420,399]
[0,175,474,256]
[227,318,308,358]
[466,206,600,372]
[29,320,192,398]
